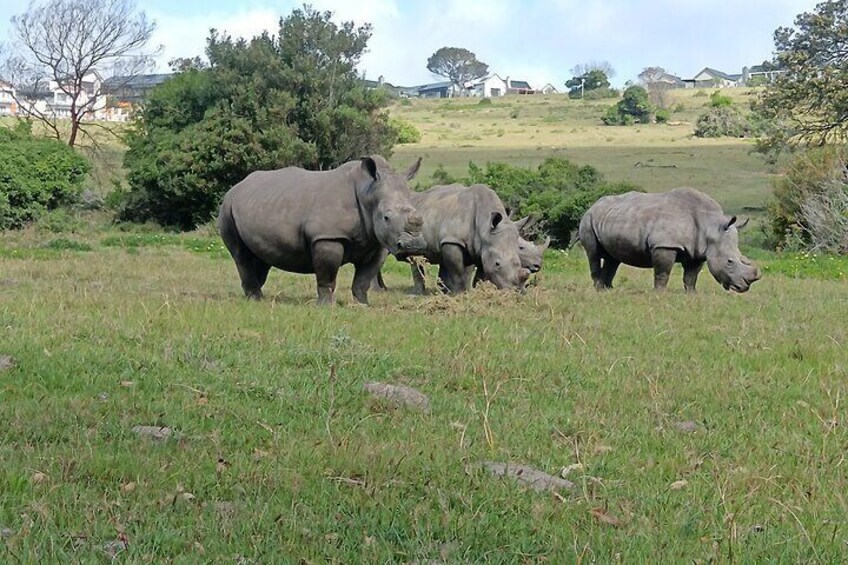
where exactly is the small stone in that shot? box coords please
[132,425,174,441]
[121,481,136,493]
[473,461,574,492]
[363,382,430,412]
[0,527,13,539]
[98,392,110,401]
[31,472,48,484]
[669,479,689,490]
[672,420,701,433]
[102,539,126,558]
[0,355,15,371]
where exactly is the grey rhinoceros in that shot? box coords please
[218,156,426,305]
[578,188,761,292]
[381,183,531,293]
[373,215,549,292]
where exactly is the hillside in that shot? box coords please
[389,88,775,214]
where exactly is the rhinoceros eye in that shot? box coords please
[384,215,391,223]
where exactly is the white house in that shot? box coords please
[683,67,741,88]
[470,74,535,97]
[539,83,560,94]
[0,80,16,116]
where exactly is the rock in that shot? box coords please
[102,539,127,558]
[31,472,48,484]
[0,527,13,539]
[0,355,15,371]
[132,425,175,441]
[363,382,430,412]
[672,421,701,433]
[98,392,110,401]
[472,461,574,492]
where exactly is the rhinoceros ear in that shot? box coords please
[514,215,536,234]
[724,216,737,231]
[736,217,750,230]
[490,211,504,231]
[361,157,379,181]
[405,157,422,180]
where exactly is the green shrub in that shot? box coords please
[389,117,422,144]
[673,103,686,113]
[398,98,412,106]
[43,237,93,252]
[120,7,396,230]
[478,98,492,106]
[768,147,848,253]
[602,86,652,125]
[461,157,639,244]
[694,90,709,97]
[694,107,758,138]
[582,87,619,100]
[36,209,85,233]
[0,121,90,230]
[655,108,671,123]
[708,90,733,108]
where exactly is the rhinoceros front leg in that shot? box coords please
[651,248,677,290]
[438,243,468,294]
[313,239,345,305]
[409,261,427,294]
[352,248,388,305]
[683,260,705,292]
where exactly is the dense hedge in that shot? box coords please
[0,122,90,230]
[432,157,639,245]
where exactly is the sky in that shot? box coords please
[1,0,821,88]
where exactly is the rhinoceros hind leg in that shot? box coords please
[651,248,677,290]
[583,238,608,290]
[600,257,620,289]
[683,260,704,292]
[313,240,345,305]
[370,271,387,292]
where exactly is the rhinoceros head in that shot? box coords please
[706,216,761,292]
[517,235,549,273]
[358,157,426,257]
[481,212,531,290]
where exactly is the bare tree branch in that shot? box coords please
[2,0,159,146]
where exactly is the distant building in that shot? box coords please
[415,81,458,98]
[683,67,742,88]
[0,79,16,116]
[103,73,171,105]
[469,74,535,97]
[539,83,560,94]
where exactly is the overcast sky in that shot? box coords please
[2,0,819,87]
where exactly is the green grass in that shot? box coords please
[1,229,846,562]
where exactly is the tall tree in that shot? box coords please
[570,61,615,80]
[426,47,488,94]
[754,0,848,149]
[2,0,158,147]
[121,5,397,229]
[565,69,611,99]
[638,66,675,108]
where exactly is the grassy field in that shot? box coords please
[2,90,847,562]
[1,219,846,562]
[390,88,778,214]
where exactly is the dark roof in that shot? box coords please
[700,67,735,81]
[416,81,453,92]
[103,73,172,89]
[508,80,532,90]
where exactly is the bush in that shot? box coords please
[582,87,619,100]
[694,107,752,138]
[0,121,90,230]
[478,98,492,106]
[708,90,733,108]
[655,108,670,123]
[602,86,653,125]
[389,117,422,144]
[768,147,848,253]
[459,157,639,244]
[120,7,396,230]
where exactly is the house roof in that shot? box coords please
[508,80,532,90]
[540,83,559,92]
[416,81,453,92]
[103,73,172,89]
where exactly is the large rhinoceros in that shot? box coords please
[385,183,530,293]
[218,156,426,305]
[578,188,761,292]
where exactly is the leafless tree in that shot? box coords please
[638,66,676,109]
[570,61,615,80]
[2,0,158,146]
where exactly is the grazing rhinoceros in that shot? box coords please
[578,188,761,292]
[385,183,530,294]
[218,156,426,305]
[372,216,549,292]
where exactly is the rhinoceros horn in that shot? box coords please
[538,236,551,252]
